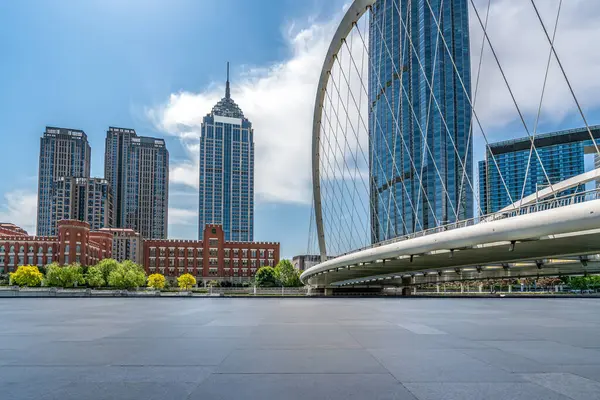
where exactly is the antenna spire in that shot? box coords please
[225,62,231,99]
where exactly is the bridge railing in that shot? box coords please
[332,188,600,260]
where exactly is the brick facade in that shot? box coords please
[143,225,279,282]
[0,220,113,274]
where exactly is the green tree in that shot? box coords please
[274,259,302,287]
[255,266,278,287]
[147,273,166,289]
[85,266,105,288]
[569,276,589,291]
[107,261,146,289]
[96,258,119,284]
[45,264,85,287]
[178,273,196,290]
[9,265,43,287]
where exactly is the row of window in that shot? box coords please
[148,247,274,258]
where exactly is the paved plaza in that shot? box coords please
[1,298,600,399]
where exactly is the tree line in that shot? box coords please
[2,258,304,289]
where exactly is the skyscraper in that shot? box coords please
[37,127,91,236]
[479,126,600,215]
[198,63,254,241]
[105,127,169,239]
[369,0,472,243]
[52,177,114,231]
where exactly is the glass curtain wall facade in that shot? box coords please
[479,126,600,215]
[105,127,169,239]
[198,65,254,241]
[37,127,91,236]
[368,0,472,243]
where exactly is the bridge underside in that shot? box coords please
[305,228,600,288]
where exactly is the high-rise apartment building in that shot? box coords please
[368,0,472,243]
[105,127,169,239]
[478,125,600,215]
[52,177,114,231]
[198,64,254,241]
[37,127,91,236]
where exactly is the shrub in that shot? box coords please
[85,266,105,288]
[147,273,166,289]
[178,273,196,290]
[107,261,146,289]
[45,263,85,288]
[9,266,43,287]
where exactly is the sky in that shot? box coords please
[1,0,600,259]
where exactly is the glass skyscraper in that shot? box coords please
[369,0,472,243]
[37,127,91,236]
[198,64,254,241]
[104,127,169,239]
[479,126,600,215]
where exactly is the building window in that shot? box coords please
[251,249,257,258]
[260,249,265,258]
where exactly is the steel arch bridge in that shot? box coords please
[302,0,600,290]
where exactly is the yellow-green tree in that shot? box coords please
[107,261,146,289]
[85,266,105,288]
[147,273,166,289]
[10,265,43,287]
[177,273,196,290]
[45,263,85,287]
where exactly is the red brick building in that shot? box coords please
[143,224,280,283]
[0,220,113,274]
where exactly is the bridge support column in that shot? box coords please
[436,284,440,293]
[508,285,512,293]
[479,284,483,293]
[401,277,413,296]
[460,283,464,293]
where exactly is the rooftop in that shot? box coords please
[210,62,246,119]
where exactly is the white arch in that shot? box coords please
[312,0,375,262]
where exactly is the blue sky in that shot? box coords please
[1,0,600,258]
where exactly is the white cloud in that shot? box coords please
[470,0,600,131]
[0,190,37,235]
[147,15,339,205]
[168,207,198,226]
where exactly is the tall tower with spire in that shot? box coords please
[198,63,255,241]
